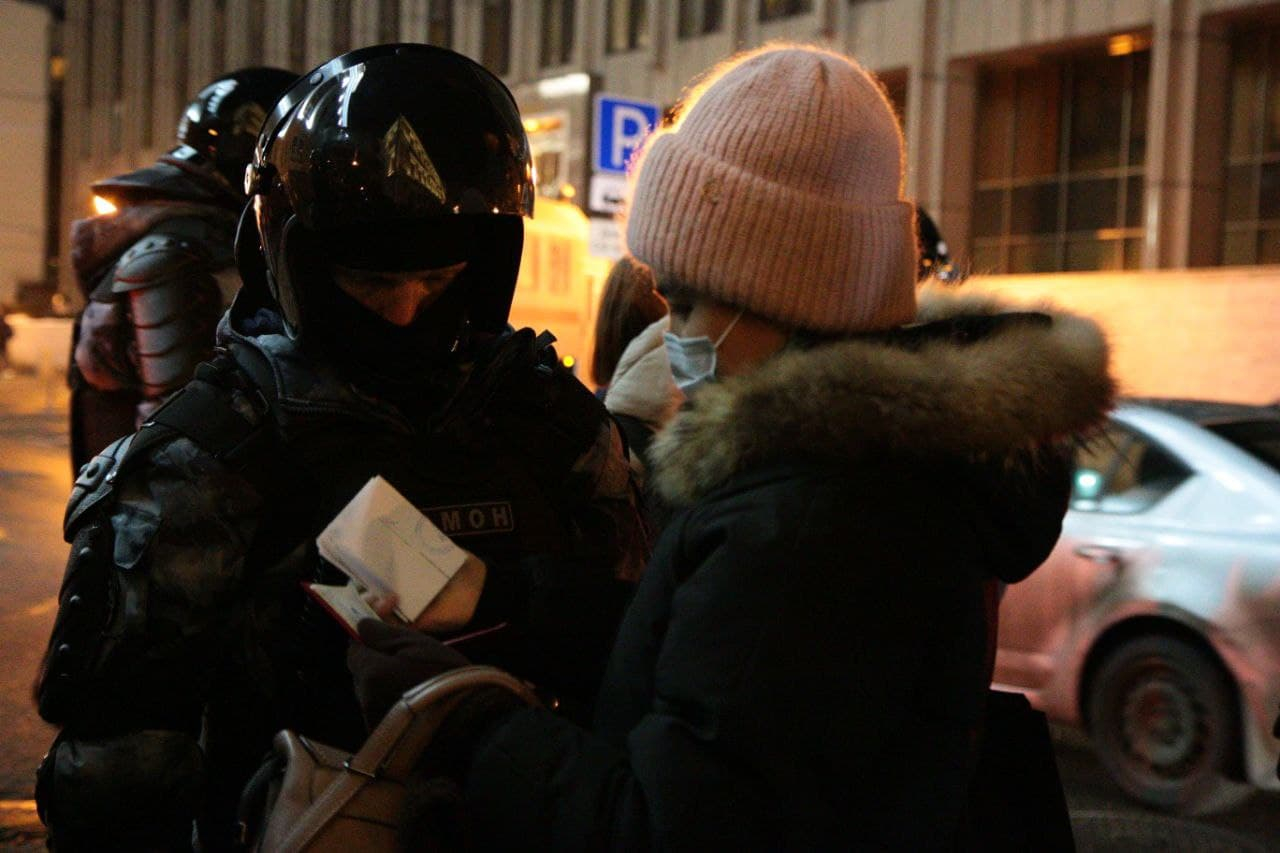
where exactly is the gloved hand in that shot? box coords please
[347,618,470,729]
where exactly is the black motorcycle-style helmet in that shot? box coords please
[916,206,956,282]
[238,44,535,345]
[170,67,299,191]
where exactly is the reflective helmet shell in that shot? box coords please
[172,67,298,191]
[244,44,535,338]
[915,206,955,282]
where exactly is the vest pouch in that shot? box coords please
[37,521,116,723]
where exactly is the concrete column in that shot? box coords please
[731,0,754,51]
[1187,15,1231,267]
[1144,0,1218,269]
[262,0,292,68]
[907,0,944,207]
[120,1,147,156]
[151,1,180,157]
[305,0,334,69]
[938,59,979,268]
[189,0,216,93]
[507,1,529,84]
[59,0,90,301]
[353,0,380,47]
[401,0,428,43]
[225,0,254,68]
[571,0,587,67]
[651,0,669,72]
[89,0,118,165]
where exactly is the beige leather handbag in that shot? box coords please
[238,666,538,852]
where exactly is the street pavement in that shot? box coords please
[0,367,1277,849]
[0,368,69,848]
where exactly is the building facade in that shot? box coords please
[58,0,1280,401]
[0,0,52,309]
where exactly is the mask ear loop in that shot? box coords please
[714,308,746,348]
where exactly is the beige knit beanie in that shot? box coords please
[626,44,917,333]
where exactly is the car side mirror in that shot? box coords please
[1072,468,1103,508]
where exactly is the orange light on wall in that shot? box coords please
[523,116,565,135]
[91,194,117,215]
[1108,33,1150,56]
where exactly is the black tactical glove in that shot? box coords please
[346,618,469,730]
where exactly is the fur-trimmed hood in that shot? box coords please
[650,286,1115,506]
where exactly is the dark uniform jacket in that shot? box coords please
[68,155,242,471]
[35,304,648,851]
[442,288,1115,850]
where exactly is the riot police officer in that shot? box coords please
[68,67,297,472]
[37,45,646,851]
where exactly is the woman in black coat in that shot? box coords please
[348,44,1114,850]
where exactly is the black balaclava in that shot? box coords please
[291,220,482,409]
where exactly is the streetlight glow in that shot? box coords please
[91,195,117,215]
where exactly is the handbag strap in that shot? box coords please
[276,666,538,853]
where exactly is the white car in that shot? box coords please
[995,400,1280,814]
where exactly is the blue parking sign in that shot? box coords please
[594,94,661,174]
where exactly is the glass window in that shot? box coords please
[878,69,907,127]
[1259,228,1280,263]
[678,0,723,38]
[1008,241,1057,273]
[760,0,813,22]
[975,70,1014,182]
[1125,175,1144,228]
[972,188,1006,237]
[1073,425,1189,513]
[1011,182,1060,235]
[428,0,453,48]
[1208,420,1280,474]
[1013,66,1060,179]
[535,150,562,188]
[540,0,575,67]
[481,0,511,75]
[1068,57,1125,171]
[607,0,649,53]
[1222,23,1280,265]
[973,47,1148,273]
[1066,178,1118,232]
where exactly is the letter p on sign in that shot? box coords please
[594,95,661,174]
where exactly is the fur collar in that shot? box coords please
[650,286,1115,506]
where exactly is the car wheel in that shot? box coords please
[1085,634,1250,815]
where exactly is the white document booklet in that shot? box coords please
[307,475,470,632]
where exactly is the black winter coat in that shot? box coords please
[432,288,1115,849]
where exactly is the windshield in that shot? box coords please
[1206,419,1280,474]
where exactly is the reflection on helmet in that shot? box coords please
[916,206,956,283]
[171,67,298,191]
[242,44,535,344]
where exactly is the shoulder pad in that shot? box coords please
[63,434,134,537]
[111,233,211,295]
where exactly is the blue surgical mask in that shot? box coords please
[664,309,744,396]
